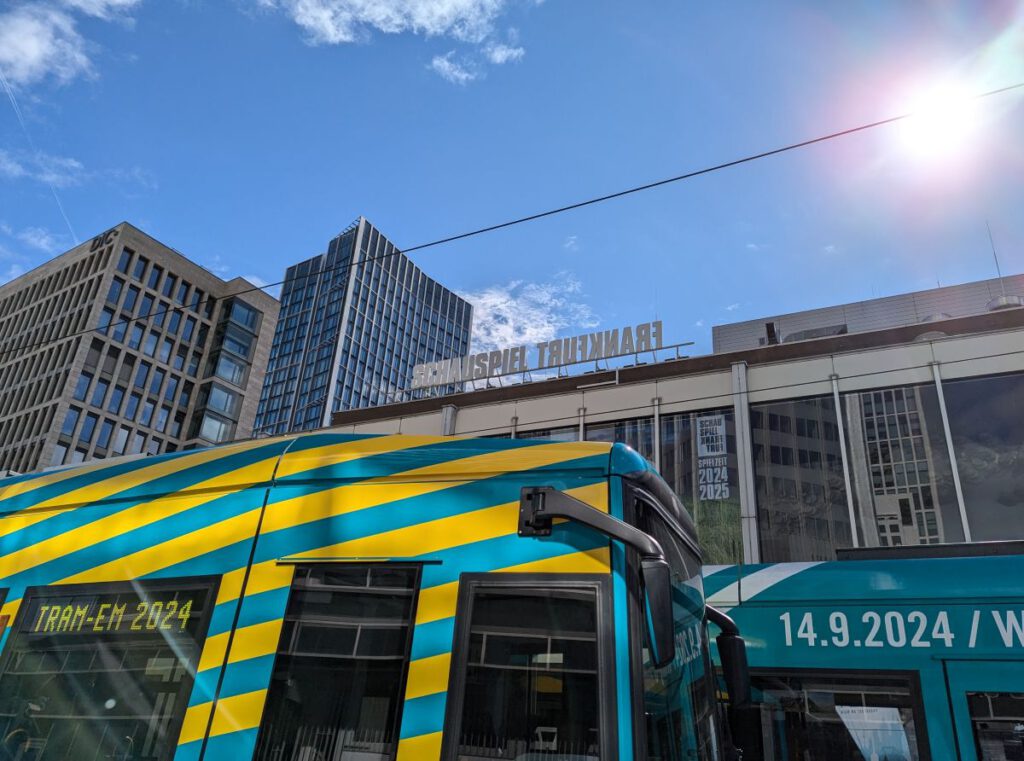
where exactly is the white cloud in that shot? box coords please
[483,41,523,64]
[461,272,599,354]
[725,303,740,311]
[61,0,140,19]
[16,226,65,253]
[429,51,477,84]
[823,243,838,254]
[257,0,505,45]
[745,242,761,251]
[694,319,704,327]
[0,1,141,88]
[562,235,578,251]
[0,5,91,87]
[0,149,85,187]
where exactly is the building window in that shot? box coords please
[841,384,963,547]
[168,310,182,335]
[147,264,163,291]
[143,331,158,357]
[98,308,114,334]
[155,406,170,433]
[107,277,124,304]
[198,413,233,443]
[125,393,141,420]
[72,373,92,402]
[660,409,742,564]
[164,375,179,403]
[517,426,579,442]
[51,443,68,466]
[176,280,189,305]
[229,300,260,331]
[150,368,166,396]
[113,426,130,454]
[182,317,196,342]
[206,383,239,417]
[90,378,109,408]
[108,385,126,414]
[124,285,139,312]
[128,324,144,350]
[129,432,146,454]
[134,362,151,390]
[61,407,81,437]
[751,395,853,561]
[161,274,176,298]
[111,315,128,343]
[79,413,98,443]
[942,372,1024,541]
[96,419,114,449]
[140,293,155,319]
[214,354,247,387]
[140,400,155,427]
[585,417,655,461]
[132,255,148,280]
[116,248,132,273]
[222,325,253,359]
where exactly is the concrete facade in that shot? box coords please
[0,222,278,474]
[329,306,1024,565]
[712,273,1024,353]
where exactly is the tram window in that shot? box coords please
[0,578,216,761]
[748,671,928,760]
[968,692,1024,760]
[445,581,607,761]
[254,565,419,761]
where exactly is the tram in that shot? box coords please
[0,432,749,761]
[708,547,1024,761]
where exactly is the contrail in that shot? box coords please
[0,67,79,244]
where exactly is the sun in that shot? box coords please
[898,80,980,162]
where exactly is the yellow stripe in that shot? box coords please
[404,652,451,700]
[208,689,268,738]
[56,506,264,585]
[416,580,460,626]
[396,731,442,761]
[0,456,279,581]
[197,630,231,673]
[274,435,433,480]
[178,702,214,746]
[260,441,607,537]
[225,619,283,664]
[0,438,272,541]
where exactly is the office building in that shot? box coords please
[328,274,1024,566]
[0,222,279,474]
[253,217,472,436]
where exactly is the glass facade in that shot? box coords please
[254,218,472,436]
[751,396,854,562]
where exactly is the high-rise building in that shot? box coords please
[254,217,472,436]
[0,222,279,474]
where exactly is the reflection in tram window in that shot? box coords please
[968,692,1024,761]
[452,587,603,761]
[749,672,926,760]
[0,579,216,761]
[253,565,419,761]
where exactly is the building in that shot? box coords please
[0,222,279,474]
[253,217,472,436]
[328,277,1024,565]
[713,273,1024,352]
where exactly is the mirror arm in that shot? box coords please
[705,604,740,636]
[518,487,666,562]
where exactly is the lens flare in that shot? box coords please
[898,80,980,162]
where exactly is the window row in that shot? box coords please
[113,248,214,318]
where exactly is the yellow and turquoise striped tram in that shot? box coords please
[0,432,748,761]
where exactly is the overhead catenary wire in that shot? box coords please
[1,81,1022,362]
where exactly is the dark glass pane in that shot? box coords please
[752,395,853,561]
[659,409,742,564]
[748,673,925,760]
[585,417,655,462]
[455,587,602,760]
[943,373,1024,541]
[969,691,1024,760]
[254,565,418,761]
[0,580,215,761]
[842,384,963,547]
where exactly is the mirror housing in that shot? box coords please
[706,605,751,709]
[640,557,675,669]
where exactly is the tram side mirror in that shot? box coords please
[716,632,751,708]
[641,557,675,669]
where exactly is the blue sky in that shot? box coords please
[1,0,1022,355]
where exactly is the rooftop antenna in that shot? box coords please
[987,220,1007,299]
[985,221,1022,311]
